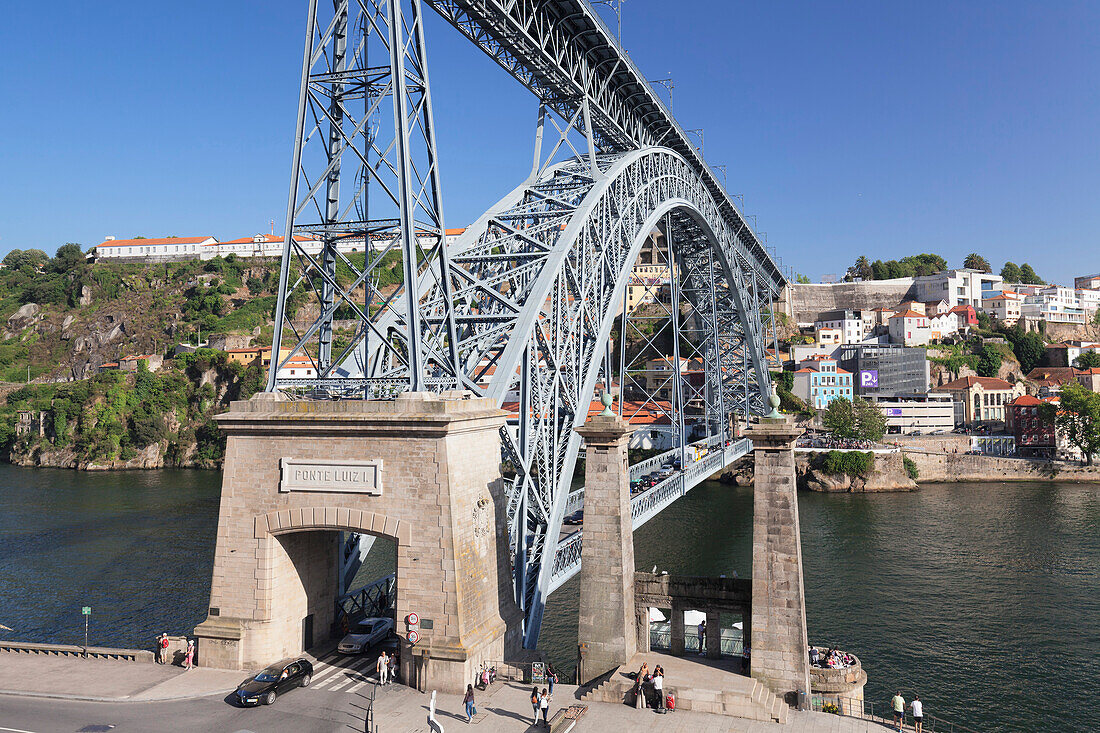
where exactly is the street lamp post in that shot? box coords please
[648,77,675,114]
[593,0,627,44]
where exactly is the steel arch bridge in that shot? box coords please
[266,0,789,648]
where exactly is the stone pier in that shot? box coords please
[193,392,522,694]
[743,417,811,705]
[575,412,636,686]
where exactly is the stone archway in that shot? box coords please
[194,392,523,693]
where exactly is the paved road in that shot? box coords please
[0,650,389,733]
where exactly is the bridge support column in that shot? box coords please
[744,417,810,706]
[192,392,521,693]
[575,413,636,686]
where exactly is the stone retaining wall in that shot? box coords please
[902,450,1100,482]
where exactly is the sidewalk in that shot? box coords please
[370,681,892,733]
[0,653,243,702]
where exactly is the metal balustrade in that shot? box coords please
[547,438,752,592]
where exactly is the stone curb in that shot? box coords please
[0,686,238,704]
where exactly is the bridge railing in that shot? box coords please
[565,436,726,516]
[336,573,396,623]
[548,438,754,591]
[809,695,981,733]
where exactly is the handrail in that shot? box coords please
[810,693,982,733]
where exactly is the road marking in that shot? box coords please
[327,669,375,692]
[0,727,40,733]
[311,655,376,689]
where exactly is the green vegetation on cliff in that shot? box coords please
[0,353,263,468]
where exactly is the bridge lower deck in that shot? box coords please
[549,437,752,593]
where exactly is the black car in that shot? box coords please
[236,657,314,706]
[563,510,584,525]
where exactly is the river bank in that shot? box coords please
[2,467,1098,731]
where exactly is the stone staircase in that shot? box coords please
[580,668,787,724]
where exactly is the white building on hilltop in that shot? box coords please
[95,236,218,260]
[914,268,1002,309]
[1021,286,1086,324]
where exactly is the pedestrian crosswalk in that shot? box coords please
[308,650,388,694]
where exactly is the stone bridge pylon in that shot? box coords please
[194,392,522,693]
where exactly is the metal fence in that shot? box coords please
[648,625,744,656]
[810,694,981,733]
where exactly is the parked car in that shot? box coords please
[657,467,674,479]
[563,510,584,525]
[338,617,395,654]
[235,657,314,706]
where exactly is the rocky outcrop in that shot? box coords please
[721,451,917,492]
[7,303,40,331]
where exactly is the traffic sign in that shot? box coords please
[406,629,420,644]
[81,607,91,616]
[406,612,419,626]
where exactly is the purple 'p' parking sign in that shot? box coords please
[859,370,879,389]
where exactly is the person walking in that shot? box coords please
[539,687,550,726]
[183,639,194,670]
[530,686,541,724]
[547,667,556,697]
[388,652,397,684]
[377,651,388,685]
[910,695,924,733]
[463,684,477,723]
[891,691,906,732]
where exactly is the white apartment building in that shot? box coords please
[1021,286,1087,324]
[1076,288,1100,317]
[873,392,959,434]
[813,309,874,345]
[914,268,1003,309]
[982,290,1022,324]
[888,310,931,346]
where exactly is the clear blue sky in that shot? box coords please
[2,1,1098,285]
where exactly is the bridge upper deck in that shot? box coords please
[426,0,786,292]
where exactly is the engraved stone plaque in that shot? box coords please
[279,458,383,495]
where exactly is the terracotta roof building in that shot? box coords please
[939,375,1024,425]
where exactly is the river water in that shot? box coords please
[1,463,1096,732]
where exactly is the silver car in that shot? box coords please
[337,617,395,654]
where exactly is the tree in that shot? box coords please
[963,253,992,273]
[976,344,1003,377]
[1018,263,1044,285]
[52,243,86,273]
[1047,383,1100,465]
[821,397,886,442]
[821,398,858,439]
[899,253,947,276]
[2,249,26,268]
[1074,351,1100,370]
[846,256,872,281]
[853,398,887,443]
[1000,262,1021,283]
[796,273,811,284]
[1012,332,1046,373]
